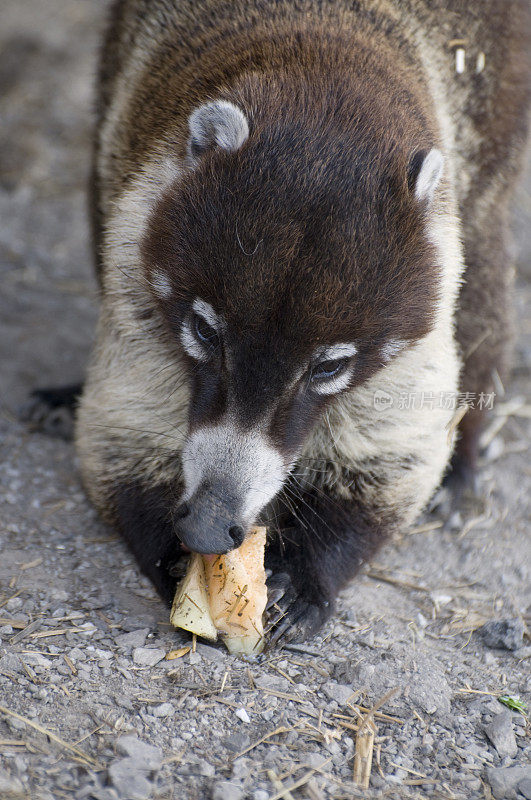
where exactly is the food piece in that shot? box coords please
[170,527,267,654]
[170,553,217,641]
[205,527,267,654]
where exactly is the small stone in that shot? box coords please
[7,717,25,733]
[326,740,341,756]
[357,664,375,682]
[222,732,251,753]
[77,622,98,636]
[305,753,329,770]
[93,648,112,661]
[132,647,165,667]
[115,629,149,649]
[480,619,524,651]
[115,736,163,770]
[197,759,215,777]
[151,702,174,718]
[0,653,24,674]
[465,778,482,791]
[195,642,225,661]
[430,592,453,606]
[518,778,531,800]
[0,771,25,797]
[254,674,290,692]
[21,653,52,668]
[6,598,23,612]
[484,711,518,758]
[416,612,428,629]
[485,766,531,800]
[447,511,462,530]
[235,707,250,723]
[108,759,153,799]
[50,589,69,601]
[322,681,355,705]
[68,647,85,662]
[212,781,244,800]
[253,791,269,800]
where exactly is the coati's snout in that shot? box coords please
[177,422,286,554]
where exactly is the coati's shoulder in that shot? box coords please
[414,0,530,149]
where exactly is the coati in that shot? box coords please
[35,0,531,644]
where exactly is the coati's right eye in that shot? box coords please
[180,299,222,361]
[311,358,349,382]
[306,343,358,395]
[193,313,219,348]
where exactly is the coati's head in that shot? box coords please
[142,95,444,554]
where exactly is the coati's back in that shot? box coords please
[93,0,530,230]
[77,0,530,641]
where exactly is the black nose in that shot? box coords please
[174,487,246,554]
[229,525,245,547]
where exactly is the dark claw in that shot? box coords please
[266,572,292,610]
[268,598,332,648]
[265,569,333,649]
[167,554,189,578]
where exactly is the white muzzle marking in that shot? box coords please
[180,420,286,524]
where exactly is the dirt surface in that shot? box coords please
[0,3,530,799]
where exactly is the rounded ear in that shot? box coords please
[187,100,249,163]
[408,148,444,204]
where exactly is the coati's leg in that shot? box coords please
[449,166,527,500]
[111,481,184,605]
[449,18,530,494]
[448,210,513,493]
[20,383,83,440]
[265,478,386,644]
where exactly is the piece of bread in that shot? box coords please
[170,527,267,654]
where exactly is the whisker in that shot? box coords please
[90,423,184,443]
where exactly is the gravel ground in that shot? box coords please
[0,3,530,799]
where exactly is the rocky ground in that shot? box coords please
[0,2,530,799]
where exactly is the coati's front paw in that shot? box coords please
[265,571,333,647]
[19,384,82,440]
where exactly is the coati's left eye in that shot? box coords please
[311,358,349,381]
[193,313,219,348]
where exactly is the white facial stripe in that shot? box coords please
[381,338,407,362]
[315,342,358,362]
[313,366,355,396]
[180,320,208,361]
[192,298,221,330]
[151,270,172,299]
[181,421,286,523]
